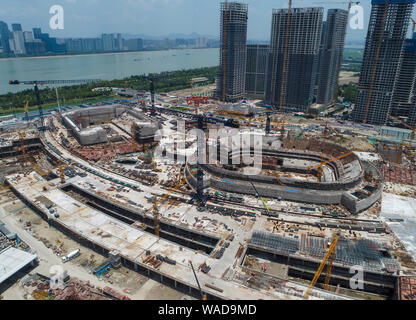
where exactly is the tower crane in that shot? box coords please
[189,260,207,300]
[131,123,137,152]
[395,139,416,164]
[308,147,367,174]
[24,101,29,123]
[411,17,416,36]
[57,160,66,184]
[9,79,99,131]
[18,130,28,167]
[149,173,195,238]
[303,234,339,299]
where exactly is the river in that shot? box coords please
[0,48,219,95]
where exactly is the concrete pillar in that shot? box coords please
[147,269,150,276]
[134,264,138,272]
[174,280,177,288]
[160,274,163,282]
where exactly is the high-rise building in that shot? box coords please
[81,38,97,52]
[23,31,34,42]
[32,28,42,39]
[245,44,269,97]
[125,38,143,51]
[352,0,415,125]
[25,40,46,55]
[11,23,22,32]
[266,7,323,111]
[65,38,83,52]
[390,37,416,122]
[316,9,348,105]
[195,37,208,48]
[215,2,248,102]
[116,33,123,51]
[409,100,416,126]
[12,30,26,54]
[102,33,114,51]
[0,21,11,53]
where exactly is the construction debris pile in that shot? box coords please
[381,163,416,186]
[398,277,416,300]
[26,277,129,300]
[70,143,143,162]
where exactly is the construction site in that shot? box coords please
[1,0,416,302]
[0,77,415,301]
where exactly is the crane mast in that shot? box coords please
[9,79,99,131]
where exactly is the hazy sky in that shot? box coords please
[0,0,412,41]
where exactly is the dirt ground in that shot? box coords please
[168,84,216,98]
[339,71,359,85]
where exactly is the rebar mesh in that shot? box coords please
[250,232,400,273]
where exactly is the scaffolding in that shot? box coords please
[251,232,401,273]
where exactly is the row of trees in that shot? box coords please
[340,82,358,103]
[0,66,218,116]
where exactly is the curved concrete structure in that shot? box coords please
[185,138,383,214]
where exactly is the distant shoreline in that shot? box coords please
[0,47,218,62]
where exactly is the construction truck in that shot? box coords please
[62,249,80,263]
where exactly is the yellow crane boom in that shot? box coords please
[24,100,29,123]
[388,114,416,141]
[308,147,367,172]
[303,234,339,299]
[18,130,28,167]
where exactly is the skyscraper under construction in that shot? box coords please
[215,2,248,102]
[352,0,415,125]
[265,7,323,111]
[391,36,416,125]
[316,9,348,106]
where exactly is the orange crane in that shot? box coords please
[303,234,339,299]
[24,101,29,124]
[57,160,66,184]
[316,153,326,182]
[279,0,293,109]
[363,0,390,123]
[396,139,416,164]
[18,130,28,167]
[308,147,367,173]
[411,17,416,35]
[150,173,196,238]
[280,118,286,141]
